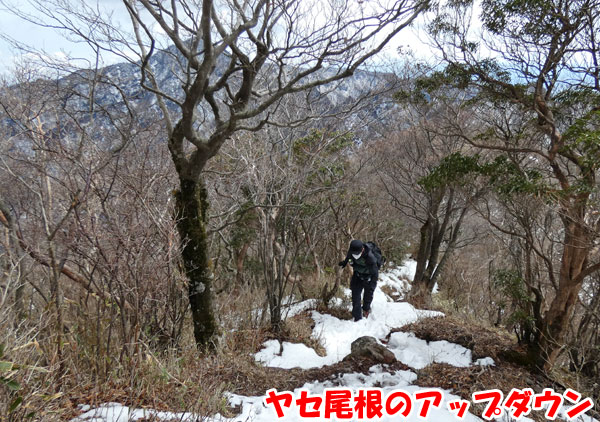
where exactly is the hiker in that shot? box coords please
[339,239,379,321]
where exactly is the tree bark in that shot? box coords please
[408,280,433,308]
[410,190,443,307]
[235,242,250,286]
[322,234,342,308]
[409,191,470,308]
[0,200,26,322]
[413,216,433,284]
[175,177,219,348]
[533,207,591,370]
[409,215,437,308]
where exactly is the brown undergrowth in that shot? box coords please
[19,305,597,422]
[394,316,599,422]
[394,315,517,362]
[61,310,408,420]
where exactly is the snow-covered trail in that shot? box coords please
[73,261,598,422]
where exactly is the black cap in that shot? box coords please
[349,240,363,254]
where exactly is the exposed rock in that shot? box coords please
[348,336,396,364]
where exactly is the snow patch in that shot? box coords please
[73,402,197,422]
[387,332,472,369]
[475,357,495,366]
[72,265,598,422]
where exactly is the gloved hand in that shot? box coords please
[338,260,346,268]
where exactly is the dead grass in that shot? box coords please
[396,315,600,422]
[315,302,353,321]
[379,284,404,302]
[207,352,412,398]
[275,311,327,356]
[415,363,551,422]
[56,306,337,420]
[393,315,518,361]
[4,279,598,422]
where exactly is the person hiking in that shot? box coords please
[339,239,379,321]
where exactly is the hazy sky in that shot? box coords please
[0,0,133,74]
[0,0,438,76]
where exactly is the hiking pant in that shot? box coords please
[350,272,376,321]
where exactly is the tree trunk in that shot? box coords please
[322,235,342,308]
[235,242,250,285]
[409,193,469,309]
[534,218,590,371]
[413,216,433,284]
[410,199,441,308]
[534,280,583,370]
[175,177,218,348]
[301,221,321,279]
[269,288,282,332]
[409,279,433,308]
[409,217,436,308]
[48,245,65,385]
[270,218,287,333]
[258,206,284,333]
[0,201,26,322]
[413,190,444,285]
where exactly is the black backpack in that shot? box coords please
[365,241,385,269]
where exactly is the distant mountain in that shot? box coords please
[3,43,404,150]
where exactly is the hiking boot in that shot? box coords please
[363,309,370,319]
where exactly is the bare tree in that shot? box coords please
[374,91,484,307]
[0,63,190,383]
[0,86,84,381]
[0,0,430,346]
[206,122,355,330]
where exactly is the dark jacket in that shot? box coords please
[341,244,379,282]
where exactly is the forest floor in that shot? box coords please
[68,263,599,422]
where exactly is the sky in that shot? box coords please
[71,261,599,422]
[0,0,135,75]
[0,0,439,77]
